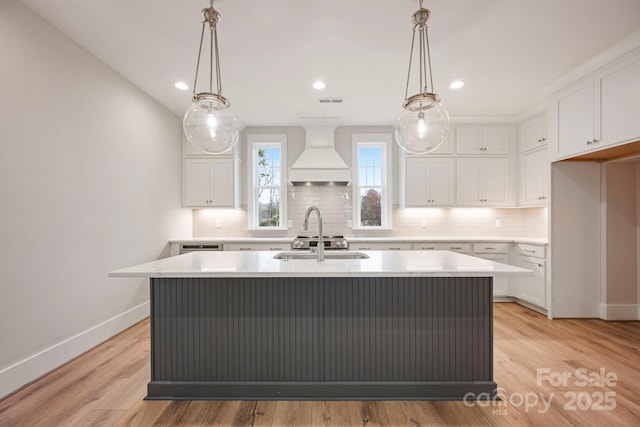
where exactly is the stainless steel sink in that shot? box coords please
[273,251,370,260]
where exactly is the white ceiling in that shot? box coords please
[19,0,640,126]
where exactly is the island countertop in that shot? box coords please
[109,250,532,278]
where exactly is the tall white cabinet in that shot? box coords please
[518,113,549,206]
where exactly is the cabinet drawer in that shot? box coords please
[413,242,471,253]
[517,244,546,258]
[351,242,412,251]
[472,242,509,254]
[226,243,288,251]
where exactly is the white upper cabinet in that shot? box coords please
[519,149,548,206]
[401,157,455,206]
[456,157,515,206]
[455,125,512,154]
[552,75,597,158]
[550,48,640,160]
[597,48,640,147]
[520,113,547,153]
[183,158,238,207]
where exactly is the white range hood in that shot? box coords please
[289,126,350,186]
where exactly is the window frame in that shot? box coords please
[351,133,393,230]
[247,134,288,230]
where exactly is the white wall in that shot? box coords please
[0,0,191,398]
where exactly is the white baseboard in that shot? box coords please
[0,301,149,400]
[599,303,639,321]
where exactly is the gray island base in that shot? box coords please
[148,275,495,400]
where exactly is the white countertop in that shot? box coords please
[169,236,549,245]
[109,250,533,279]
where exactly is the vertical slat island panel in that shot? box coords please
[147,276,494,400]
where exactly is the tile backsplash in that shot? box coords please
[193,186,548,239]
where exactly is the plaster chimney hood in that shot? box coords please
[289,126,351,186]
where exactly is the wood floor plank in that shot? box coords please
[310,401,351,426]
[271,400,313,426]
[1,304,639,426]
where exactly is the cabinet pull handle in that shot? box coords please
[450,247,462,250]
[524,249,536,253]
[540,137,546,142]
[360,247,370,250]
[424,247,435,250]
[390,247,401,250]
[485,247,496,250]
[239,248,251,251]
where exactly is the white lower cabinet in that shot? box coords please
[350,242,412,251]
[477,253,510,298]
[225,243,289,251]
[472,243,510,297]
[413,242,471,253]
[513,244,546,309]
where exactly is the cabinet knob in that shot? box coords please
[593,138,599,143]
[586,140,592,145]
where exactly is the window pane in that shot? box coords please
[360,187,382,227]
[258,188,280,227]
[256,147,281,186]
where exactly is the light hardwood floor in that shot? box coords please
[1,303,639,426]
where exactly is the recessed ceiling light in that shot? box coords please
[450,80,464,90]
[313,80,326,90]
[174,81,189,91]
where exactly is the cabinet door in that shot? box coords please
[209,159,235,206]
[404,158,429,206]
[351,242,412,250]
[455,127,481,153]
[556,76,596,157]
[481,127,509,154]
[520,149,548,205]
[521,114,547,152]
[475,254,510,297]
[481,158,508,204]
[456,126,509,154]
[456,158,482,205]
[184,159,213,207]
[597,50,640,147]
[427,158,455,205]
[516,257,546,308]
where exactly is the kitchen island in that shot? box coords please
[109,250,530,400]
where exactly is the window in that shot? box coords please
[352,134,392,229]
[248,134,287,229]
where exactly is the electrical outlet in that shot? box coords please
[421,218,428,228]
[215,219,222,229]
[495,219,502,228]
[287,219,293,228]
[347,219,353,228]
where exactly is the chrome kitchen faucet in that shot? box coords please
[303,206,324,261]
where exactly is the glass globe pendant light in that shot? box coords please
[395,0,450,154]
[183,0,239,154]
